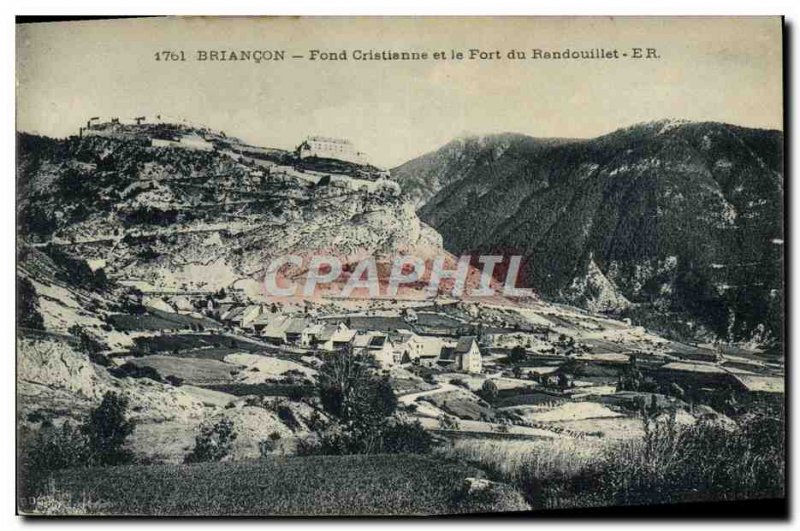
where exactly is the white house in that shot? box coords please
[261,315,293,344]
[312,323,356,351]
[353,332,395,369]
[390,329,452,366]
[285,318,313,347]
[444,336,482,374]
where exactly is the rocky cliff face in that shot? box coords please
[393,121,783,346]
[17,130,442,297]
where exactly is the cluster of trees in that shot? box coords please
[122,206,181,227]
[22,391,136,493]
[616,357,659,393]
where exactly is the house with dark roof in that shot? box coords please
[285,318,313,346]
[311,323,356,351]
[439,336,482,373]
[353,331,395,369]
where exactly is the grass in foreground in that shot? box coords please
[20,454,523,516]
[439,412,785,510]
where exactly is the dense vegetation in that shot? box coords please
[20,391,137,498]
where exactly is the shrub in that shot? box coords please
[276,405,301,431]
[508,345,526,363]
[21,391,136,491]
[467,408,785,510]
[438,414,461,431]
[449,378,469,388]
[185,418,237,463]
[109,362,163,383]
[165,375,184,386]
[68,325,106,356]
[381,419,434,454]
[22,421,90,493]
[258,432,283,457]
[592,410,786,506]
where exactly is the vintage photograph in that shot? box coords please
[15,16,784,516]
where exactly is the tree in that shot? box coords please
[17,277,44,330]
[481,379,499,402]
[508,345,526,364]
[617,356,644,392]
[315,347,400,454]
[81,391,135,466]
[185,417,237,463]
[318,347,396,423]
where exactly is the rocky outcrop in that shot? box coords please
[455,477,531,513]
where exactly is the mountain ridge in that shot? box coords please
[392,120,783,347]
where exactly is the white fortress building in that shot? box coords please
[296,136,368,165]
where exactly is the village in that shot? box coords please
[102,280,784,450]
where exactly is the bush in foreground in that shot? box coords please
[20,391,136,498]
[185,418,238,463]
[312,347,427,455]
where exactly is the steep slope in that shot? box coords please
[391,133,576,208]
[16,130,442,298]
[394,121,783,345]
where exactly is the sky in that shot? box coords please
[16,16,783,168]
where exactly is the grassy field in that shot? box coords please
[125,333,269,363]
[129,355,236,385]
[22,454,522,516]
[109,308,222,332]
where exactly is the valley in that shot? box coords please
[16,118,784,515]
